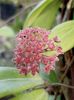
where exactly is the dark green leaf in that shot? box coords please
[48,70,58,83]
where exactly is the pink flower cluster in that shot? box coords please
[14,27,62,75]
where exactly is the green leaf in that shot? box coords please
[44,21,74,56]
[48,70,58,83]
[0,26,15,37]
[0,67,28,79]
[11,89,48,100]
[24,0,61,29]
[0,67,43,80]
[39,64,58,83]
[49,95,61,100]
[0,67,43,98]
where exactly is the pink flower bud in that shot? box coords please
[53,36,61,42]
[14,27,62,75]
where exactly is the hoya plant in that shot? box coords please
[0,21,74,100]
[0,0,74,99]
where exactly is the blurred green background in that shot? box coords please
[0,0,40,66]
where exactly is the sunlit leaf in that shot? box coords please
[0,67,28,79]
[24,0,61,29]
[0,67,43,98]
[11,89,48,100]
[51,21,74,52]
[44,21,74,56]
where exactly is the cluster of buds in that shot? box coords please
[14,27,62,75]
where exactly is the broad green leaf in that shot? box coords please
[11,89,48,100]
[0,78,43,98]
[0,26,15,37]
[24,0,61,29]
[0,67,43,98]
[44,21,74,56]
[24,0,53,26]
[51,21,74,52]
